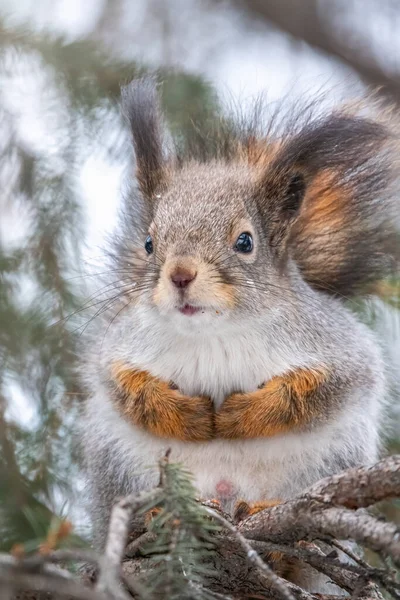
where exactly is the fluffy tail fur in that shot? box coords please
[285,110,400,297]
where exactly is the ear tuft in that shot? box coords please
[121,77,166,199]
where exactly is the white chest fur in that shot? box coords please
[145,329,271,407]
[111,306,307,407]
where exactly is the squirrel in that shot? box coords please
[80,77,400,593]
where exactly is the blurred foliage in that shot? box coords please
[0,17,220,551]
[137,459,220,599]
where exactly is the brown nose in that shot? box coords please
[170,268,197,289]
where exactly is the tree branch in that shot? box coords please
[205,507,297,600]
[240,457,400,569]
[2,455,400,600]
[96,489,162,600]
[234,0,400,100]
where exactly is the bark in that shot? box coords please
[3,455,400,600]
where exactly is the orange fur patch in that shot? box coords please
[301,170,348,231]
[237,136,282,168]
[211,281,237,308]
[292,169,354,293]
[111,362,215,441]
[234,499,281,522]
[216,367,328,439]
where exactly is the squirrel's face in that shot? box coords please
[149,164,258,321]
[128,162,298,327]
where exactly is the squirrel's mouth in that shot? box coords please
[178,304,202,316]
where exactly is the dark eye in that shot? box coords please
[144,235,153,254]
[234,232,253,254]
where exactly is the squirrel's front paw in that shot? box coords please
[111,364,215,442]
[135,381,215,441]
[159,386,215,441]
[215,392,254,439]
[216,369,322,440]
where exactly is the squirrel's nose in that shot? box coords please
[170,268,197,289]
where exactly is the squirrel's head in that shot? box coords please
[117,77,395,328]
[134,161,303,322]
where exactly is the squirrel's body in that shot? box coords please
[84,285,383,506]
[80,79,399,593]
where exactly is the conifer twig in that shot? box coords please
[1,455,400,600]
[125,530,157,558]
[0,550,98,569]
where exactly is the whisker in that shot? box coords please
[76,296,123,337]
[73,299,118,336]
[72,280,154,335]
[51,283,138,328]
[79,278,137,304]
[64,268,143,282]
[101,300,132,348]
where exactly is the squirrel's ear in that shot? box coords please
[281,173,306,218]
[121,77,166,199]
[257,170,307,253]
[259,113,388,255]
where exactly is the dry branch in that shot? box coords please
[96,489,162,600]
[205,506,297,600]
[1,455,399,600]
[234,0,400,101]
[240,456,400,567]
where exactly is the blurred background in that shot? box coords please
[0,0,399,551]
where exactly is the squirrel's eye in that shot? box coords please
[234,232,253,254]
[144,235,153,254]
